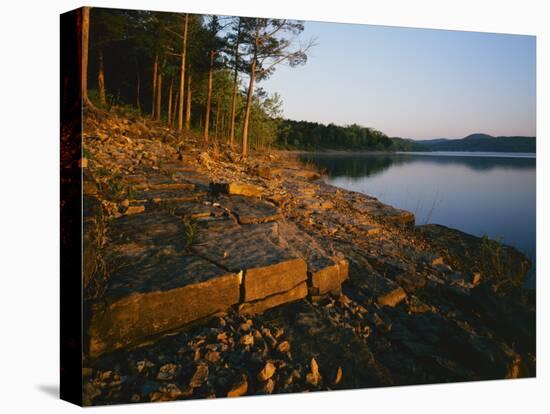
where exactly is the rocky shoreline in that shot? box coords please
[81,109,535,405]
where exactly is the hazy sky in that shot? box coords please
[261,21,536,140]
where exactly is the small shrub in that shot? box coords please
[182,217,199,251]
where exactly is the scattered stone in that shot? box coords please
[157,364,178,381]
[189,364,209,388]
[204,350,221,363]
[306,358,321,386]
[257,362,276,382]
[239,333,254,346]
[136,360,154,373]
[227,375,248,397]
[124,205,145,215]
[151,384,188,402]
[471,271,482,286]
[264,378,275,394]
[239,320,253,332]
[333,366,343,385]
[377,287,407,307]
[277,341,290,353]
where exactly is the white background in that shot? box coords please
[0,0,547,412]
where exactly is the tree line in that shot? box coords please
[80,7,313,155]
[276,119,393,150]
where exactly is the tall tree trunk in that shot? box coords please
[221,113,227,143]
[204,50,215,142]
[185,69,192,130]
[229,22,241,147]
[167,78,173,126]
[229,75,239,147]
[156,70,162,121]
[177,14,189,132]
[135,55,141,113]
[171,91,179,127]
[98,48,106,106]
[151,54,158,118]
[81,7,92,106]
[242,57,256,156]
[214,93,221,140]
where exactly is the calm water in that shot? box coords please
[301,151,536,286]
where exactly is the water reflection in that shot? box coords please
[301,152,535,180]
[301,151,536,287]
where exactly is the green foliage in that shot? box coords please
[245,92,283,149]
[83,210,109,300]
[182,217,199,251]
[88,89,113,110]
[276,119,392,151]
[85,9,313,152]
[390,137,430,152]
[479,235,525,289]
[103,172,131,202]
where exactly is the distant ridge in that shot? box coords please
[411,134,535,153]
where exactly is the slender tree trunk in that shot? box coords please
[229,76,239,147]
[81,7,92,106]
[167,78,173,126]
[177,14,189,132]
[156,70,162,121]
[242,57,256,156]
[214,93,221,140]
[135,55,141,113]
[171,91,179,127]
[221,113,227,143]
[204,50,215,142]
[229,22,241,147]
[151,54,158,118]
[185,69,192,130]
[98,48,106,106]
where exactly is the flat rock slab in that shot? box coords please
[357,269,408,308]
[193,217,308,302]
[171,170,211,189]
[147,173,196,191]
[131,188,203,203]
[309,256,350,296]
[238,282,308,316]
[217,195,281,224]
[348,195,415,227]
[89,212,241,357]
[108,211,187,251]
[161,162,197,173]
[210,182,264,198]
[193,217,297,272]
[89,262,239,358]
[243,258,307,302]
[122,174,148,190]
[173,201,224,219]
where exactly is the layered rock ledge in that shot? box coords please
[80,109,535,405]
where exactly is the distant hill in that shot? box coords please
[415,138,449,145]
[411,133,536,153]
[390,137,430,152]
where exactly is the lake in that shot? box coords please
[301,151,536,287]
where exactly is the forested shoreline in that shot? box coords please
[81,7,535,155]
[81,7,411,154]
[82,7,314,155]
